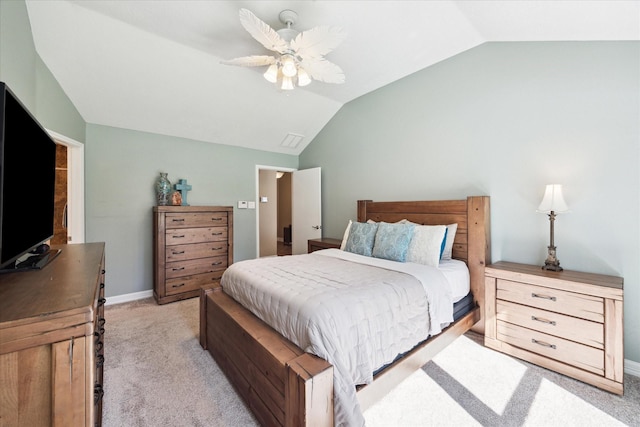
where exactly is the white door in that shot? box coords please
[292,167,321,255]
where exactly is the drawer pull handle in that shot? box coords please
[531,293,556,301]
[173,235,185,238]
[212,247,223,251]
[212,232,223,236]
[212,217,223,221]
[172,250,185,255]
[531,316,556,326]
[172,218,185,222]
[172,283,185,288]
[532,338,556,349]
[172,267,185,271]
[212,261,223,266]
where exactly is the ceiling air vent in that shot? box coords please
[280,133,304,149]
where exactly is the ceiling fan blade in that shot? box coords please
[220,55,276,67]
[238,8,289,54]
[300,58,345,84]
[290,26,346,59]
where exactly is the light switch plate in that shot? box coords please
[237,201,248,209]
[248,201,256,209]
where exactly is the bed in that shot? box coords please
[200,196,490,426]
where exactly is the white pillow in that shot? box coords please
[441,223,458,260]
[406,224,447,267]
[339,220,352,250]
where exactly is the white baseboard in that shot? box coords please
[626,359,640,377]
[105,290,153,306]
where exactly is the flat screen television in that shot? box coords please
[0,81,59,272]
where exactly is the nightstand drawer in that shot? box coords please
[496,321,604,375]
[165,271,224,295]
[166,212,228,228]
[497,279,603,322]
[165,256,228,279]
[166,242,227,262]
[496,300,604,348]
[166,227,228,245]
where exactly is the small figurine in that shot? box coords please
[171,190,182,206]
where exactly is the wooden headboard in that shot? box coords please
[357,196,491,332]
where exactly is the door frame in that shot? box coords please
[47,129,85,244]
[255,164,296,258]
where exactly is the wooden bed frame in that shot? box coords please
[200,196,490,426]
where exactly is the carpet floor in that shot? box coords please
[103,297,639,426]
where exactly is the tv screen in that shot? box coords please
[0,81,57,270]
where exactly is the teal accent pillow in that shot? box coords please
[440,227,448,258]
[344,221,378,257]
[372,222,415,262]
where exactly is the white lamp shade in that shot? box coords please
[537,184,569,213]
[281,76,294,90]
[281,56,297,77]
[297,68,311,86]
[263,64,278,83]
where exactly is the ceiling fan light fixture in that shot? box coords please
[225,9,346,91]
[263,64,278,83]
[297,68,311,86]
[281,76,294,91]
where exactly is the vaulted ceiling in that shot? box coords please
[25,1,639,155]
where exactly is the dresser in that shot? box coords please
[153,206,233,304]
[0,242,106,426]
[484,261,624,394]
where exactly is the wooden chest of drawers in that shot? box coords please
[154,206,233,304]
[484,261,623,394]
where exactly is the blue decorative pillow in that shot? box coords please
[372,222,415,262]
[344,221,378,257]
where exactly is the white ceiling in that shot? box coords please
[25,1,640,155]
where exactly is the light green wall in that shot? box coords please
[300,42,640,364]
[85,124,297,297]
[0,0,85,142]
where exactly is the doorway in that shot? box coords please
[257,167,294,257]
[49,130,85,244]
[256,166,322,258]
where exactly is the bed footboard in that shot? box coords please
[200,285,333,427]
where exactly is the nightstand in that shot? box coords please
[307,238,342,253]
[484,261,624,394]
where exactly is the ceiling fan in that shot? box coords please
[222,8,346,90]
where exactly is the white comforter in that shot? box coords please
[221,249,456,426]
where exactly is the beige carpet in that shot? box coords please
[103,297,639,426]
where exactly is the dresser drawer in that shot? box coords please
[165,271,223,295]
[496,300,604,348]
[166,212,228,229]
[166,227,228,245]
[497,279,603,322]
[166,242,227,262]
[496,321,604,375]
[165,256,228,279]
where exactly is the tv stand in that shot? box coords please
[0,248,61,273]
[0,243,106,426]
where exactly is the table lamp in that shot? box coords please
[537,184,569,271]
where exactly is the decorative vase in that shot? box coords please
[155,172,172,206]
